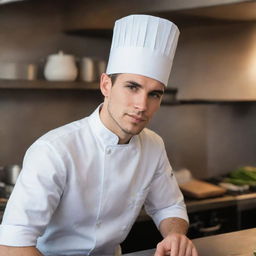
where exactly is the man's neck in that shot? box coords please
[99,104,132,144]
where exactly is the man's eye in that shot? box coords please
[127,85,138,91]
[150,93,161,99]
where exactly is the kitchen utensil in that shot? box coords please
[44,51,78,81]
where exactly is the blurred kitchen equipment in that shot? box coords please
[175,168,226,199]
[44,51,78,81]
[0,164,21,185]
[179,179,226,199]
[219,182,249,194]
[80,57,97,82]
[0,62,38,80]
[79,57,106,82]
[0,182,6,198]
[174,168,193,185]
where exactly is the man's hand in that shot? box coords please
[154,233,198,256]
[155,217,198,256]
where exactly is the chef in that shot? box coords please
[0,15,198,256]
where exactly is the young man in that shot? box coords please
[0,15,198,256]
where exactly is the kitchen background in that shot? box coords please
[0,0,256,180]
[1,0,256,252]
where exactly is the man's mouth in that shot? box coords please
[127,114,147,123]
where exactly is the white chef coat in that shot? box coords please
[0,105,188,256]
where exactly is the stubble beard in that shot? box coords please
[107,104,144,137]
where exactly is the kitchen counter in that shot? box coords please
[137,192,256,221]
[186,192,256,212]
[122,192,256,253]
[123,228,256,256]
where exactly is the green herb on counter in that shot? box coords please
[224,166,256,186]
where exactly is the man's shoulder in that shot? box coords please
[23,117,91,164]
[37,117,89,145]
[140,128,164,146]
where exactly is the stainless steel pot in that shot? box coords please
[0,165,21,185]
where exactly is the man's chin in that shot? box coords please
[122,126,145,136]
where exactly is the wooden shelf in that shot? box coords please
[0,79,100,90]
[0,79,181,104]
[0,79,178,93]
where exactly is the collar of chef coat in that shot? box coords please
[88,104,138,146]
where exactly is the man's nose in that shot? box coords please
[134,93,148,111]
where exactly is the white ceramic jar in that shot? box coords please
[44,51,78,81]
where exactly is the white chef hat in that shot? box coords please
[106,14,180,86]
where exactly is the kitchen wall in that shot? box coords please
[0,1,256,179]
[149,103,256,178]
[170,21,256,100]
[0,1,109,164]
[0,1,111,68]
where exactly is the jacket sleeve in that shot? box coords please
[0,140,67,246]
[144,142,189,229]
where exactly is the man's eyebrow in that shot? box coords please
[126,81,164,93]
[152,90,164,95]
[126,81,142,87]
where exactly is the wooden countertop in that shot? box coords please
[193,228,256,256]
[123,228,256,256]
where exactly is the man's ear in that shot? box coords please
[100,73,112,97]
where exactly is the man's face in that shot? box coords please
[100,73,164,144]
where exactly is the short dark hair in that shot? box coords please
[108,73,120,86]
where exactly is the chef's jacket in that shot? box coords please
[0,105,188,256]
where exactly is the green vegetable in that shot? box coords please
[225,166,256,186]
